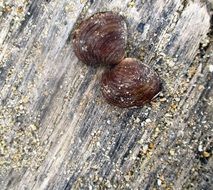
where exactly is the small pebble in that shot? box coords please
[135,117,141,123]
[106,120,111,125]
[198,144,203,152]
[157,179,162,186]
[202,151,210,158]
[142,144,149,153]
[145,118,151,123]
[169,149,175,156]
[209,64,213,72]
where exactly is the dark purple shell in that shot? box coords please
[101,58,162,108]
[72,12,127,66]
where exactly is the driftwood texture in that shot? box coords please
[0,0,212,189]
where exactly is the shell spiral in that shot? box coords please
[101,58,162,108]
[72,12,127,66]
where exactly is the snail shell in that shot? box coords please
[101,58,162,108]
[72,12,127,66]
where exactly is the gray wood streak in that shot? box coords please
[0,0,212,189]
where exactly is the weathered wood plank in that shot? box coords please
[0,0,212,189]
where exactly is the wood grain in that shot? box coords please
[0,0,212,189]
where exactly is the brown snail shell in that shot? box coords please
[72,12,127,66]
[101,58,162,108]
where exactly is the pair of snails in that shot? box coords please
[72,12,161,108]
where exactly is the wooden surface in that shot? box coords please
[0,0,212,189]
